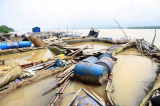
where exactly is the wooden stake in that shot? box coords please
[114,19,129,42]
[151,29,156,45]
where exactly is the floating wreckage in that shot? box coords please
[0,58,22,88]
[0,35,46,55]
[106,36,136,44]
[0,28,160,106]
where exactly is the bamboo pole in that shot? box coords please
[151,29,156,45]
[114,19,129,42]
[72,25,75,34]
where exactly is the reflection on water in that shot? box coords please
[0,76,57,106]
[0,49,55,64]
[112,48,157,106]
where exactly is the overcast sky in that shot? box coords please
[0,0,160,30]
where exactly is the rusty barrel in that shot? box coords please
[82,56,98,64]
[74,62,108,85]
[96,57,113,74]
[98,53,113,60]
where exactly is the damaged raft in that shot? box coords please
[1,33,160,106]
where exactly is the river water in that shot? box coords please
[0,29,159,106]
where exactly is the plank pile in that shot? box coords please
[57,64,75,85]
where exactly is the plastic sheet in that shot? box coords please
[0,58,22,87]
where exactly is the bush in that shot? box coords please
[0,25,14,33]
[3,29,9,33]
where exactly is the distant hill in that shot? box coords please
[127,26,160,29]
[0,25,15,33]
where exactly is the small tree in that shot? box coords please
[3,29,9,33]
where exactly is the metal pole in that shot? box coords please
[49,77,70,106]
[53,79,70,103]
[114,19,129,42]
[67,88,82,106]
[82,88,105,106]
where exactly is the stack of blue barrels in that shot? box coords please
[74,53,113,85]
[0,41,31,50]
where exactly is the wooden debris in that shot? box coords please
[69,45,88,57]
[85,85,106,105]
[0,65,71,98]
[42,65,74,96]
[28,35,46,47]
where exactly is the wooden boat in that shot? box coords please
[0,58,22,88]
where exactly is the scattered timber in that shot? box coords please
[0,65,71,99]
[42,65,75,96]
[85,85,106,105]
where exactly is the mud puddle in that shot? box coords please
[0,76,57,106]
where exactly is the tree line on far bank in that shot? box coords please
[0,25,15,33]
[127,26,160,29]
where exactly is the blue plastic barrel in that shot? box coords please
[74,62,108,78]
[106,38,112,40]
[17,41,31,48]
[96,57,113,72]
[55,59,60,67]
[106,51,113,54]
[82,56,98,64]
[0,43,8,50]
[112,47,120,49]
[55,59,65,67]
[14,79,21,82]
[98,53,113,60]
[75,35,80,37]
[50,66,55,69]
[8,42,19,49]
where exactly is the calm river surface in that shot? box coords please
[0,29,159,106]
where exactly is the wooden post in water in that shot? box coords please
[151,29,156,45]
[67,25,68,35]
[58,27,59,34]
[72,25,75,34]
[114,19,129,42]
